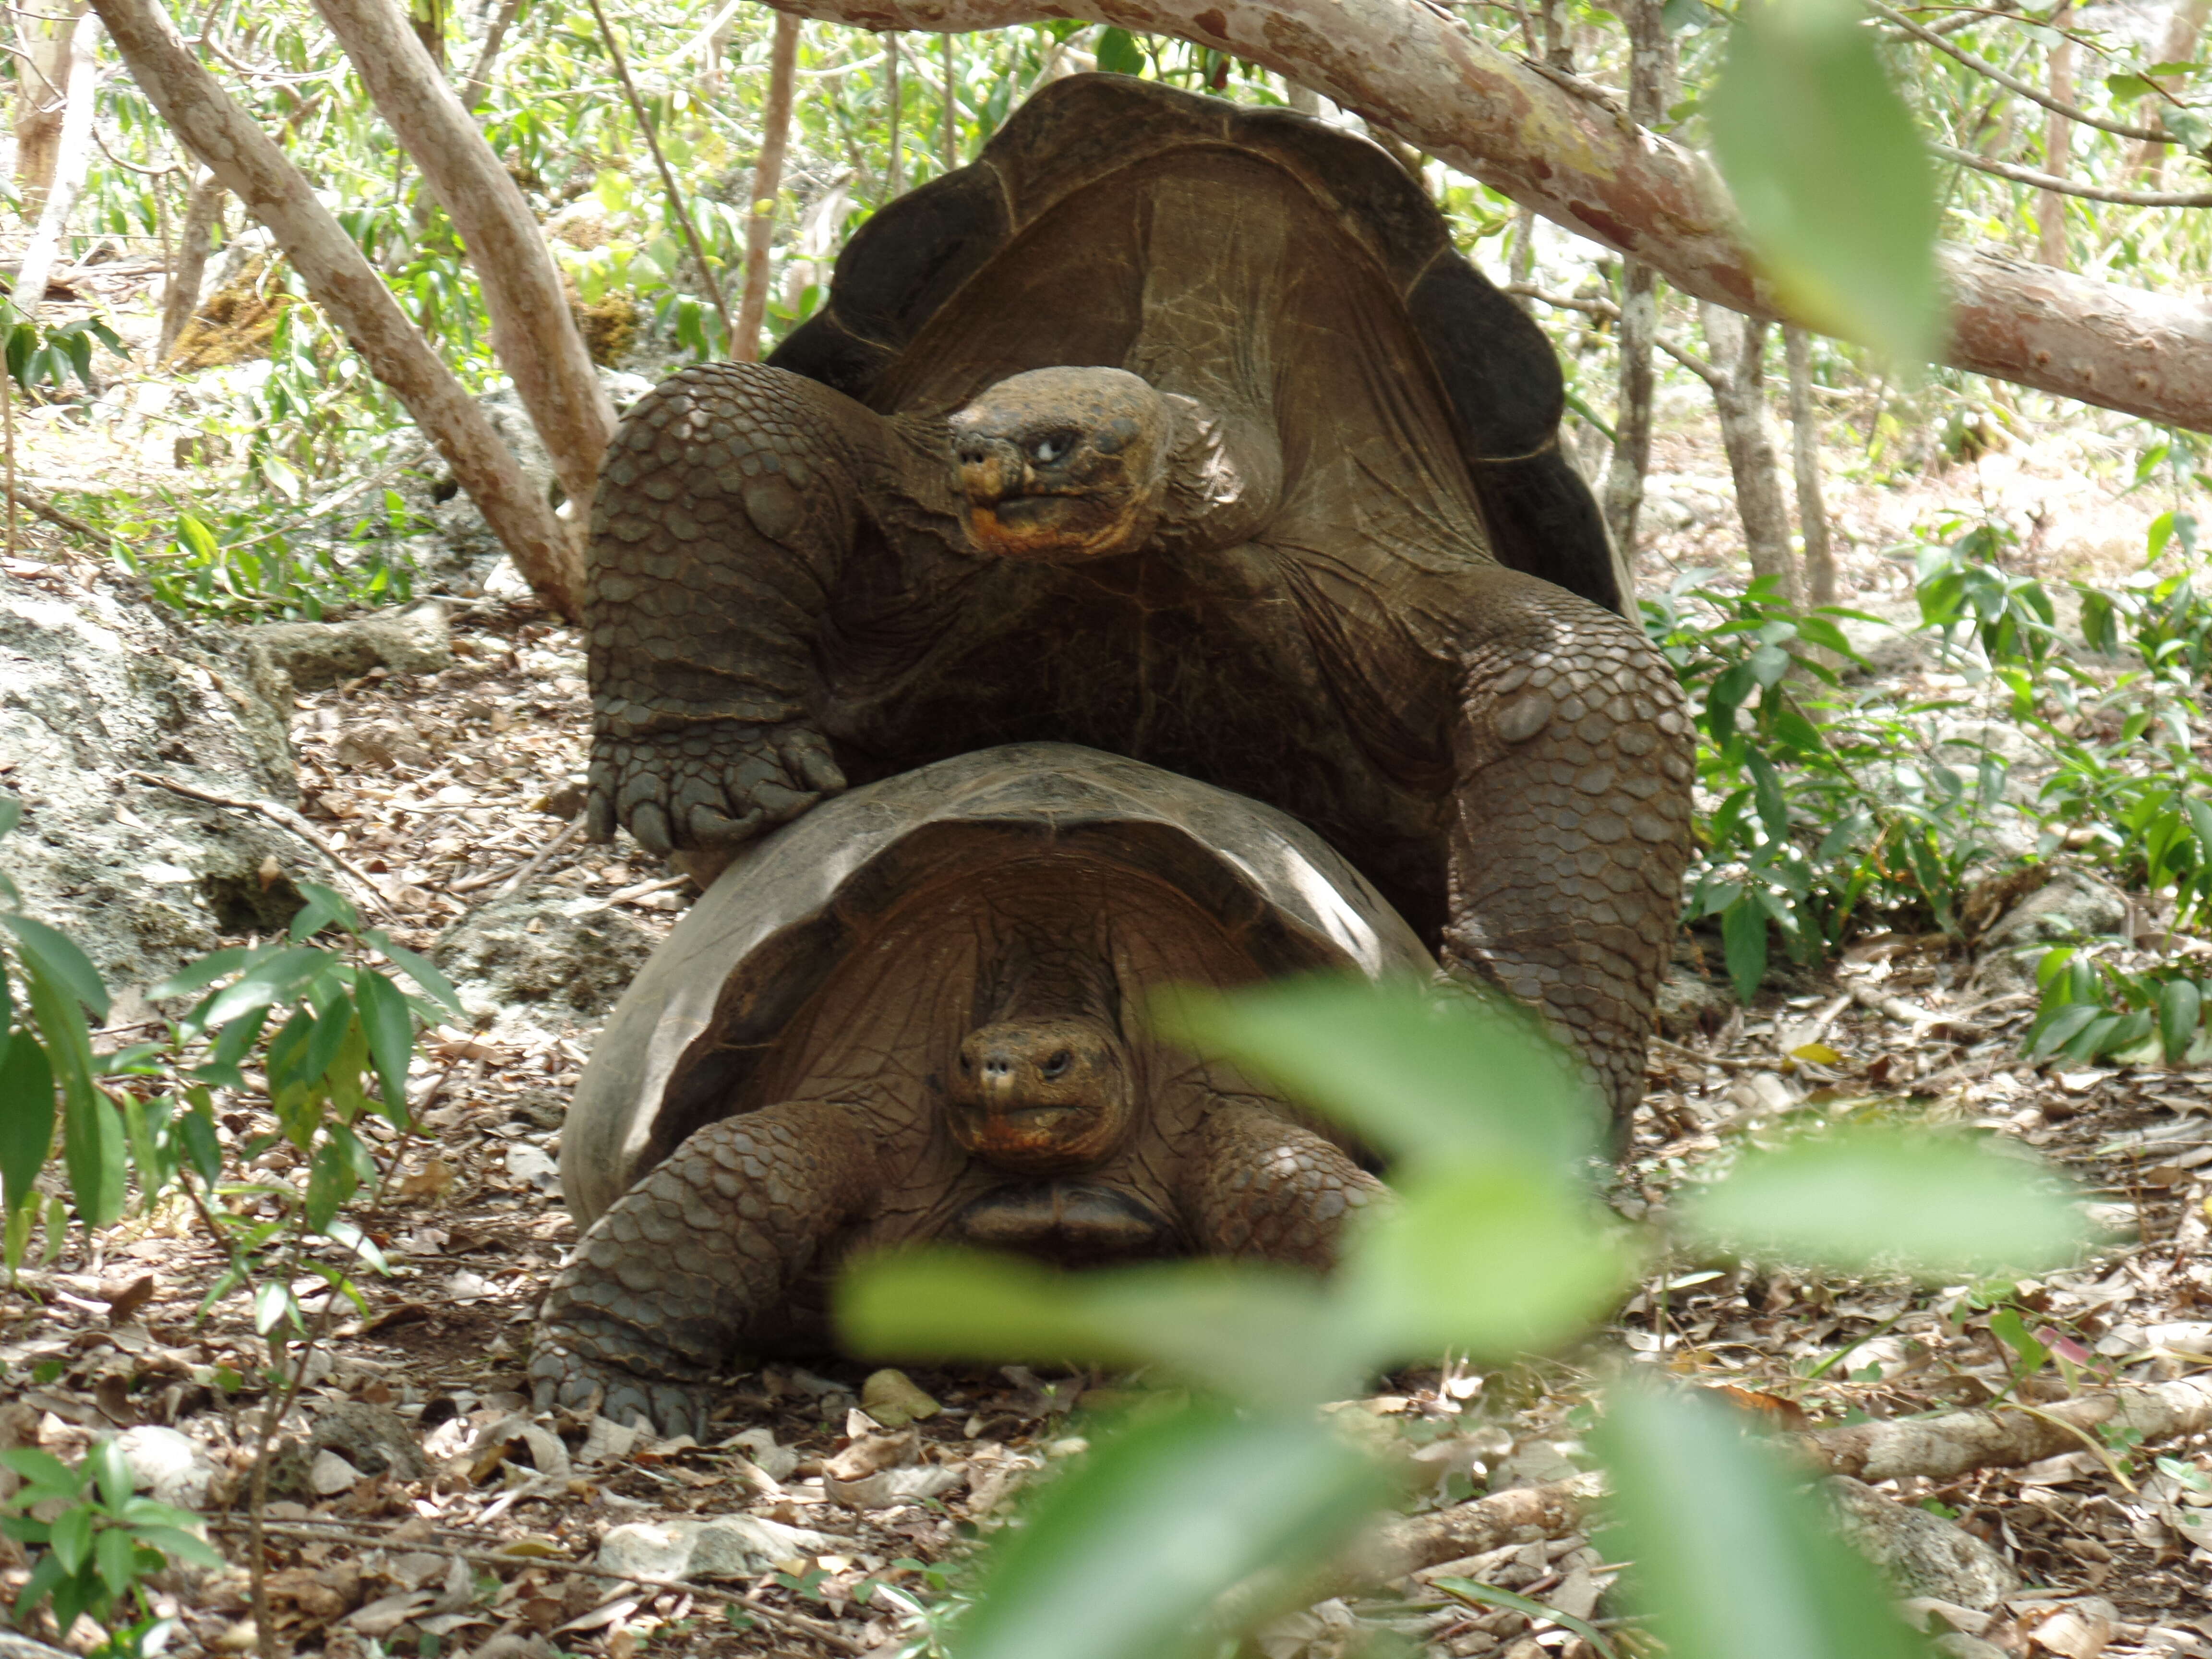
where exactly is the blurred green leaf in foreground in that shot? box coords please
[1709,0,1946,373]
[839,975,2087,1659]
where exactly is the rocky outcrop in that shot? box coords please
[251,601,451,691]
[433,880,657,1026]
[0,571,306,990]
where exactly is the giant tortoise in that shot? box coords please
[532,744,1431,1433]
[581,73,1693,1119]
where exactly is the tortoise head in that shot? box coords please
[946,1014,1136,1174]
[948,367,1171,562]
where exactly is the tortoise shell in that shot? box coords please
[769,72,1625,614]
[560,742,1431,1227]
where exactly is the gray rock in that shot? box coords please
[1655,962,1733,1037]
[0,570,307,985]
[1971,867,2130,997]
[435,882,656,1021]
[1824,1476,2019,1610]
[310,1399,430,1481]
[595,1514,847,1582]
[252,601,451,691]
[115,1424,215,1509]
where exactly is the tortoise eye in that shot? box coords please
[1042,1050,1072,1078]
[1028,433,1074,464]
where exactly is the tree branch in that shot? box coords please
[768,0,2212,433]
[313,0,617,524]
[91,0,584,617]
[1932,140,2212,204]
[1863,0,2168,143]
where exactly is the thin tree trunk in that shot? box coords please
[2039,18,2074,266]
[735,13,800,361]
[11,13,97,324]
[1700,302,1801,608]
[90,0,582,616]
[457,0,522,109]
[2128,0,2212,180]
[941,30,957,167]
[769,0,2212,435]
[884,32,901,197]
[1784,326,1836,609]
[158,167,225,360]
[1599,0,1674,569]
[14,0,85,218]
[312,0,616,520]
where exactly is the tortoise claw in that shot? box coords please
[529,1343,709,1441]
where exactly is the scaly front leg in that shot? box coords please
[588,361,884,855]
[1443,568,1695,1125]
[1185,1099,1387,1271]
[531,1100,878,1437]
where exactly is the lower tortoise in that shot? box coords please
[532,745,1431,1435]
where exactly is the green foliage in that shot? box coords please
[0,1439,221,1639]
[2026,947,2211,1066]
[1708,0,1942,371]
[842,976,2086,1659]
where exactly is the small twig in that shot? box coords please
[1649,1033,1758,1073]
[126,770,397,920]
[604,872,689,906]
[1863,0,2170,141]
[492,816,583,901]
[582,0,733,341]
[203,1517,867,1652]
[7,482,114,549]
[1931,142,2212,205]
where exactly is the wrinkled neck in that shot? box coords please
[1158,392,1281,552]
[973,913,1121,1031]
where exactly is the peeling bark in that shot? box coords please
[313,0,616,520]
[89,0,583,617]
[765,0,2212,433]
[1599,0,1671,570]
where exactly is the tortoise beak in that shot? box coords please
[954,435,1024,505]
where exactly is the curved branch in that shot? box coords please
[1864,0,2168,143]
[1932,141,2212,204]
[767,0,2212,433]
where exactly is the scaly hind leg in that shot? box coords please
[531,1100,877,1437]
[1442,566,1695,1125]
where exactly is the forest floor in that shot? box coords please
[0,269,2208,1659]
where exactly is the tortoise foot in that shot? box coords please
[529,1338,713,1441]
[586,719,847,855]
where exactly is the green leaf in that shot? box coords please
[352,969,417,1124]
[840,1250,1355,1409]
[124,1522,223,1569]
[1597,1381,1935,1659]
[48,1503,91,1573]
[1095,26,1147,75]
[1721,894,1769,1003]
[304,1136,361,1233]
[86,1438,132,1510]
[0,914,108,1022]
[287,881,358,941]
[2161,979,2204,1064]
[945,1406,1387,1659]
[1679,1125,2088,1279]
[94,1523,139,1599]
[1153,977,1603,1174]
[253,1279,298,1337]
[362,933,465,1018]
[1708,0,1943,372]
[200,945,329,1028]
[0,1446,82,1495]
[1435,1579,1621,1659]
[24,963,122,1229]
[1342,1160,1637,1362]
[146,946,248,1003]
[1987,1306,2048,1372]
[0,1025,54,1215]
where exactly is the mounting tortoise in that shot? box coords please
[583,72,1693,1121]
[533,744,1436,1435]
